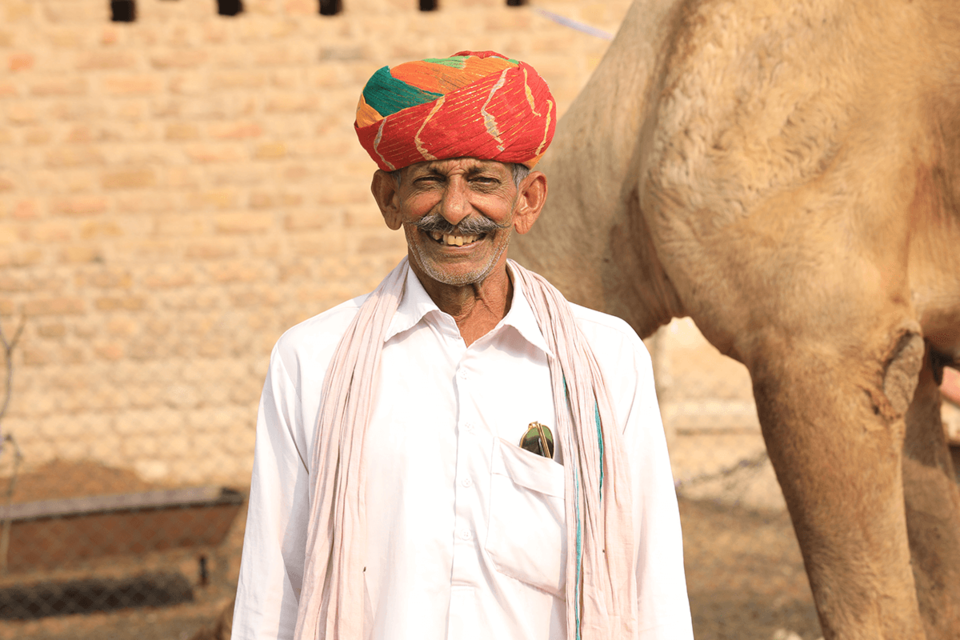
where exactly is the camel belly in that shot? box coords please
[912,219,960,362]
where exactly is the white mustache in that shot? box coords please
[414,213,508,237]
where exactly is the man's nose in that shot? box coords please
[438,180,471,226]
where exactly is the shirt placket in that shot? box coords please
[446,346,489,640]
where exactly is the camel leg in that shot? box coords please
[902,348,960,639]
[748,330,927,640]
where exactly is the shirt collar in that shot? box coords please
[384,261,554,358]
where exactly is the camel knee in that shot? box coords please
[875,328,924,421]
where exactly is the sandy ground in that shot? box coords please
[0,460,821,640]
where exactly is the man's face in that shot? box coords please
[387,158,524,288]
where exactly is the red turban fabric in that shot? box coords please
[354,51,556,171]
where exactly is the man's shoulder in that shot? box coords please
[273,293,369,362]
[569,302,649,356]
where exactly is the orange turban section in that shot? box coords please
[355,51,556,171]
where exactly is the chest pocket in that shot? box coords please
[484,438,567,598]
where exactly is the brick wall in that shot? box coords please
[0,0,633,486]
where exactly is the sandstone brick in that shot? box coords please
[95,295,146,312]
[2,0,34,22]
[59,245,103,263]
[45,146,105,168]
[283,0,316,16]
[284,211,328,230]
[46,26,89,49]
[37,322,66,338]
[230,287,282,308]
[184,239,241,259]
[154,213,208,237]
[215,211,274,234]
[101,74,164,96]
[206,261,262,284]
[271,68,306,89]
[208,121,263,139]
[25,125,60,144]
[209,69,270,90]
[42,1,109,23]
[29,220,74,242]
[254,142,287,160]
[165,122,200,140]
[265,92,313,113]
[109,100,151,122]
[184,143,246,163]
[29,75,87,96]
[47,98,105,122]
[184,189,237,210]
[6,101,40,124]
[150,49,206,69]
[115,192,177,214]
[75,50,138,70]
[0,223,20,244]
[0,79,18,98]
[317,181,370,205]
[94,342,124,361]
[8,52,33,72]
[51,195,109,216]
[59,345,86,365]
[250,191,305,209]
[102,168,156,190]
[168,72,206,96]
[22,347,50,366]
[75,268,133,289]
[80,220,123,239]
[344,205,387,229]
[23,296,86,316]
[142,266,194,289]
[279,261,311,281]
[106,317,138,337]
[126,336,162,361]
[64,124,99,143]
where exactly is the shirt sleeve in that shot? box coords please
[619,334,695,640]
[232,345,312,640]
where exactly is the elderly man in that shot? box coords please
[232,51,692,640]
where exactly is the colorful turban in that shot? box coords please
[355,51,556,171]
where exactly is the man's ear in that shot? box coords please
[371,170,402,231]
[512,171,547,235]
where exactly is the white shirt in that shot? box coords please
[233,264,693,640]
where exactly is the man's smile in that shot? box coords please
[426,230,485,247]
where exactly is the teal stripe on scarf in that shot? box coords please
[362,66,444,118]
[595,404,603,497]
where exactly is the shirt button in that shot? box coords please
[458,529,472,541]
[458,369,468,380]
[460,477,473,488]
[462,423,474,433]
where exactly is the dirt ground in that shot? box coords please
[0,460,821,640]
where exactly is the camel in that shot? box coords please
[511,0,960,638]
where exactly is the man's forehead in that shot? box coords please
[403,158,511,176]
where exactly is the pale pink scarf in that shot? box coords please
[294,258,637,640]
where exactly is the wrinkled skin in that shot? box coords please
[512,1,960,638]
